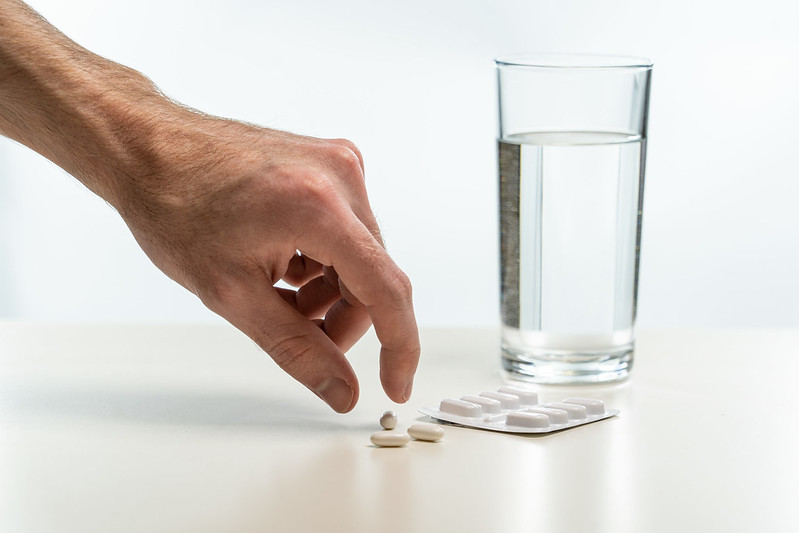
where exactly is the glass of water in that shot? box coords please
[496,54,653,384]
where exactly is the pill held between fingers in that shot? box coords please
[407,423,445,442]
[380,410,398,430]
[371,431,410,447]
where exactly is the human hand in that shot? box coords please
[0,0,421,413]
[113,111,420,413]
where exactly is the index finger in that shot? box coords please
[303,217,420,403]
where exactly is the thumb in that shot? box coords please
[212,284,360,413]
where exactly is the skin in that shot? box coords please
[0,0,420,413]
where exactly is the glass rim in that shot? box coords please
[495,53,653,70]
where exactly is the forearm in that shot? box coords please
[0,0,172,208]
[0,0,420,412]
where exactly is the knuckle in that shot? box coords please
[332,137,358,151]
[302,171,336,199]
[197,276,245,313]
[326,143,364,180]
[266,331,315,376]
[334,138,363,163]
[384,268,413,309]
[283,169,339,210]
[330,137,362,156]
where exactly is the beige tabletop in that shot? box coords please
[1,323,797,532]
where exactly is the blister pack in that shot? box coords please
[418,386,619,434]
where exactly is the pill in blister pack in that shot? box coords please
[418,387,618,434]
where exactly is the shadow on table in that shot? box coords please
[0,384,360,432]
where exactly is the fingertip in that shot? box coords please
[381,366,417,405]
[379,334,421,404]
[403,379,414,403]
[315,377,358,413]
[385,378,413,404]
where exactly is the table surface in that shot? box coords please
[1,323,797,533]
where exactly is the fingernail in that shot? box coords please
[402,379,414,402]
[317,378,355,413]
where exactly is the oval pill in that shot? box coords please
[460,395,503,414]
[563,398,606,416]
[439,399,482,417]
[525,407,569,424]
[497,386,539,406]
[479,391,521,409]
[407,423,445,442]
[506,412,549,429]
[545,402,588,420]
[380,410,398,430]
[370,431,410,447]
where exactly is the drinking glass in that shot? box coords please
[497,54,653,383]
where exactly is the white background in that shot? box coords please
[1,0,797,328]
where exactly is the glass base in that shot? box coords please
[501,344,633,385]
